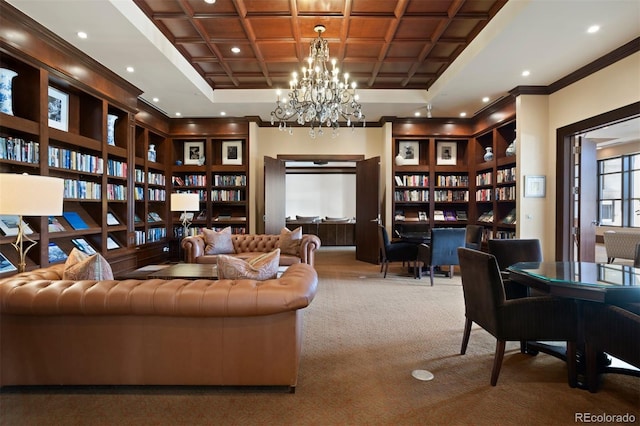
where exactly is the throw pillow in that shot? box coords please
[217,249,280,280]
[203,226,235,255]
[295,215,320,223]
[63,248,114,281]
[278,226,302,256]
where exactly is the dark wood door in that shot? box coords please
[264,156,286,234]
[356,156,380,263]
[577,136,598,261]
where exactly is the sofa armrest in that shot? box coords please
[300,234,321,267]
[181,235,205,263]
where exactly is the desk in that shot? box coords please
[508,261,640,388]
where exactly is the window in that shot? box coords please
[598,153,640,227]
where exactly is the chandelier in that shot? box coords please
[270,25,365,138]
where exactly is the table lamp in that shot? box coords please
[170,193,200,238]
[0,173,64,272]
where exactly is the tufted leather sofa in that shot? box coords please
[181,233,321,267]
[0,262,318,390]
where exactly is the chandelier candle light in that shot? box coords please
[270,25,365,138]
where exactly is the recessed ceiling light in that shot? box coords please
[460,112,467,117]
[587,25,600,34]
[482,97,490,103]
[220,111,227,116]
[126,66,134,73]
[204,0,215,4]
[77,31,87,39]
[152,97,159,103]
[175,112,182,117]
[231,47,240,54]
[521,70,530,77]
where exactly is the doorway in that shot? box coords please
[556,102,640,261]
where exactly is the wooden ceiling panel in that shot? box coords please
[134,0,507,91]
[351,0,399,15]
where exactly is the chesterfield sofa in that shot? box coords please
[182,232,321,267]
[0,262,318,390]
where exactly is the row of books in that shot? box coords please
[106,183,127,201]
[63,179,101,200]
[476,171,492,186]
[433,190,469,202]
[476,189,492,201]
[211,190,245,202]
[496,167,516,183]
[394,175,429,187]
[213,174,246,187]
[394,190,429,202]
[0,137,39,164]
[433,210,468,221]
[48,146,103,174]
[106,159,127,178]
[495,186,516,201]
[172,175,206,186]
[134,170,166,186]
[435,175,469,187]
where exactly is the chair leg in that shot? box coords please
[566,341,577,388]
[490,340,506,386]
[448,265,453,278]
[585,342,600,393]
[383,261,388,278]
[429,265,435,286]
[460,318,472,355]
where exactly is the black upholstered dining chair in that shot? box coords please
[377,224,418,278]
[583,302,640,393]
[488,238,543,299]
[415,228,466,285]
[457,247,578,386]
[465,225,484,250]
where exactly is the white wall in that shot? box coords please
[516,51,640,258]
[285,173,356,219]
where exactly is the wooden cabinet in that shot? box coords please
[391,119,517,244]
[168,125,250,246]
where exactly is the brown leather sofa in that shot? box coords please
[0,262,318,390]
[181,233,321,267]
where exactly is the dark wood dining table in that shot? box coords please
[507,261,640,388]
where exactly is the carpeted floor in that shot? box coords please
[0,247,638,425]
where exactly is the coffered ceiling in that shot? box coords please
[132,0,507,91]
[4,0,640,126]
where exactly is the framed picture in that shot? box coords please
[184,141,205,165]
[524,175,546,198]
[48,86,69,131]
[0,252,17,274]
[398,141,419,165]
[222,140,243,165]
[0,215,33,236]
[436,141,457,165]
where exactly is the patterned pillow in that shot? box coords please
[63,248,114,280]
[217,249,280,280]
[278,226,302,255]
[203,226,235,255]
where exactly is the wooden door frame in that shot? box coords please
[555,102,640,261]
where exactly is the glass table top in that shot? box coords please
[508,261,640,289]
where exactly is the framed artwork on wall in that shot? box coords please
[222,140,243,165]
[47,86,69,131]
[436,141,457,165]
[524,175,546,198]
[398,141,419,165]
[184,141,205,165]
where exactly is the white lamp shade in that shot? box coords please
[170,193,200,212]
[0,173,64,216]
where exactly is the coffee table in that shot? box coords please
[147,263,218,280]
